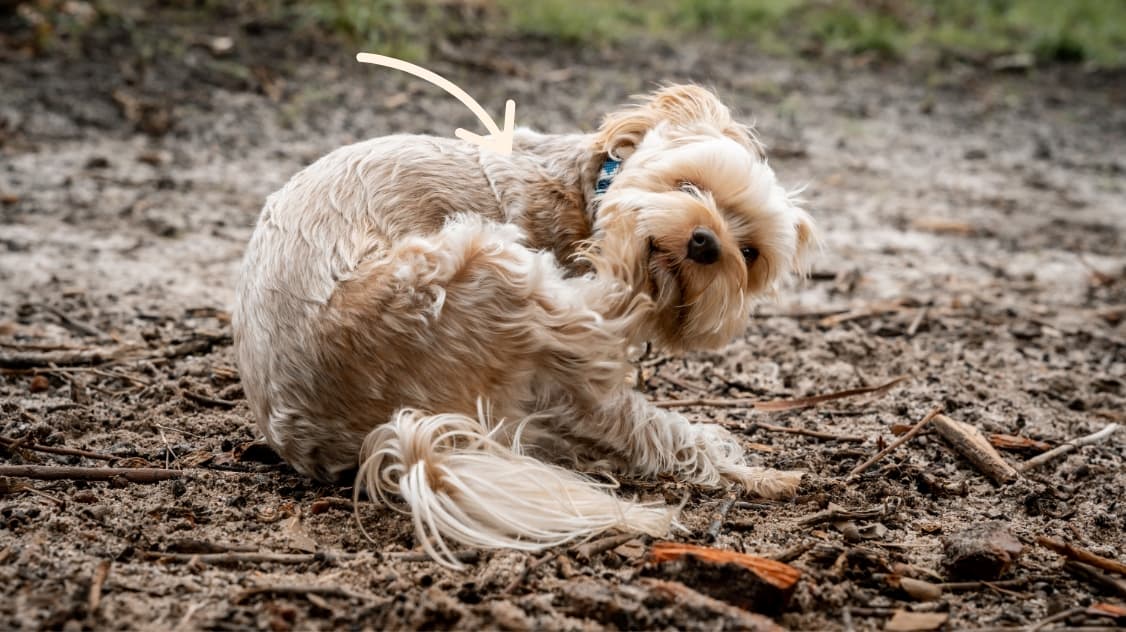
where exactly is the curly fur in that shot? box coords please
[233,84,817,567]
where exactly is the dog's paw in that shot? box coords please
[722,465,803,499]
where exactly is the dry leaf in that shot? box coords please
[284,515,318,553]
[988,433,1051,453]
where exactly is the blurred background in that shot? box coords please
[1,2,1124,630]
[5,0,1126,67]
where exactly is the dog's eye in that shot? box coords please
[678,181,702,198]
[740,246,760,264]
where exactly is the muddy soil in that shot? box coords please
[1,20,1125,632]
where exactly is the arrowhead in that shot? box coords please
[455,99,516,155]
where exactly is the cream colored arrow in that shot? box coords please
[356,52,516,155]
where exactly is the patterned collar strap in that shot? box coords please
[594,157,621,197]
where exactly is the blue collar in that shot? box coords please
[594,157,621,197]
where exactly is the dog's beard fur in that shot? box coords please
[234,84,817,567]
[580,86,816,352]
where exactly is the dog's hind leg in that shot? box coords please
[337,215,673,565]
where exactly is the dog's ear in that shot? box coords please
[791,206,820,276]
[596,84,764,160]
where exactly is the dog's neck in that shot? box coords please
[482,132,607,271]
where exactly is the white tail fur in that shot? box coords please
[354,407,676,568]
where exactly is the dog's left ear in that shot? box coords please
[596,84,764,160]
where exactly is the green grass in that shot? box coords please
[13,0,1126,68]
[491,0,1126,67]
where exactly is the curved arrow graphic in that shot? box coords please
[356,52,516,155]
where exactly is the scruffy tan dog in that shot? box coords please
[234,84,817,565]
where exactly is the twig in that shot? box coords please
[0,348,122,369]
[0,341,92,351]
[157,427,177,470]
[848,405,943,479]
[145,550,358,565]
[1029,607,1088,632]
[1065,561,1126,599]
[796,503,885,527]
[770,540,815,563]
[87,560,111,617]
[753,376,909,412]
[39,304,110,340]
[180,388,238,409]
[504,552,555,594]
[573,532,639,560]
[935,576,1044,592]
[705,498,735,541]
[818,299,909,327]
[174,603,206,631]
[387,550,479,564]
[931,414,1019,484]
[756,306,851,319]
[4,481,67,507]
[1037,536,1126,576]
[654,396,758,409]
[0,436,115,461]
[651,372,709,394]
[653,376,908,411]
[906,307,928,337]
[1018,424,1119,473]
[234,584,375,604]
[752,422,865,443]
[0,465,183,483]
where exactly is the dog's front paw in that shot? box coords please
[689,425,803,498]
[684,421,801,495]
[721,465,803,499]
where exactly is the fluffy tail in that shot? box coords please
[354,407,675,567]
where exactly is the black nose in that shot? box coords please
[686,227,720,265]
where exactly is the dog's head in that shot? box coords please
[587,84,817,352]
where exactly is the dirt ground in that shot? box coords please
[2,17,1125,632]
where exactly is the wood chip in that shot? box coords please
[943,521,1022,580]
[988,433,1051,453]
[646,542,800,615]
[884,610,949,631]
[895,576,943,601]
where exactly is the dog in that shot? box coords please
[233,84,817,565]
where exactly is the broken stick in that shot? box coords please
[234,584,375,604]
[87,560,112,617]
[0,437,115,462]
[931,415,1018,484]
[1018,424,1119,473]
[0,465,182,483]
[1065,561,1126,599]
[1037,536,1126,576]
[752,422,865,443]
[848,405,943,479]
[652,376,907,411]
[0,348,121,369]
